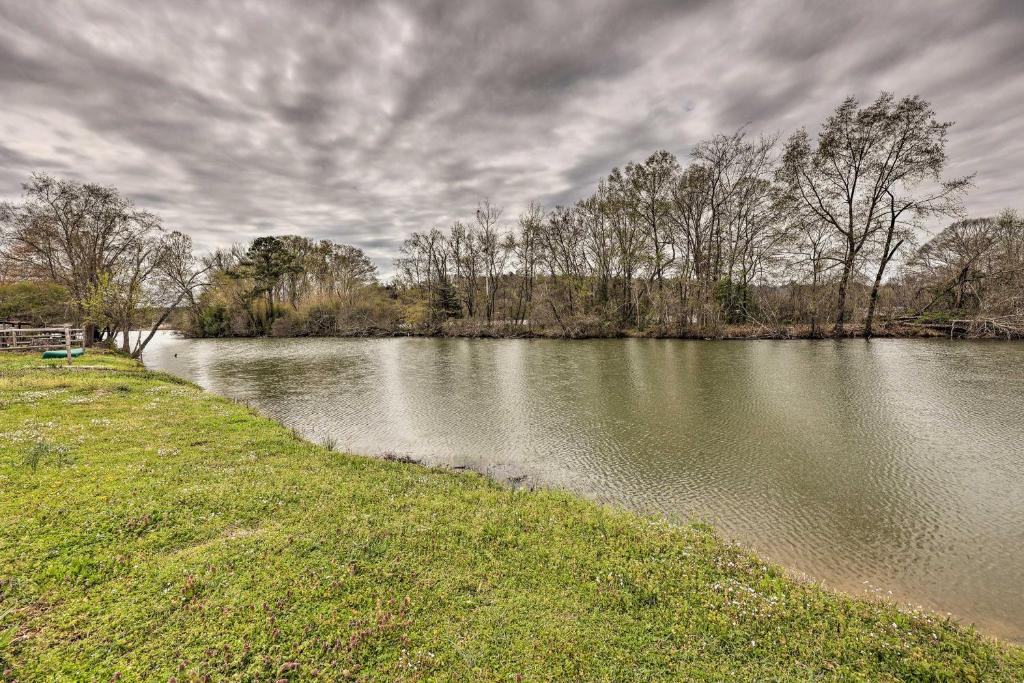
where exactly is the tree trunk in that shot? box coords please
[833,256,853,337]
[83,322,96,347]
[131,291,187,359]
[810,262,820,338]
[865,229,902,338]
[864,273,883,339]
[121,318,131,353]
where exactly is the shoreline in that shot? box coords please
[359,452,1022,645]
[167,318,1024,342]
[174,325,1020,342]
[2,350,1022,679]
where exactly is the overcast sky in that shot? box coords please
[1,0,1022,271]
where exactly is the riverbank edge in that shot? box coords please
[176,320,1023,342]
[1,351,1022,680]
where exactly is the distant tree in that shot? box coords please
[627,151,679,322]
[779,93,971,336]
[606,167,646,325]
[476,200,506,325]
[905,211,1024,317]
[538,204,587,325]
[576,189,613,312]
[781,209,842,337]
[328,244,377,303]
[510,202,542,326]
[447,221,479,318]
[244,236,296,319]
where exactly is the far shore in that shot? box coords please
[165,320,1020,342]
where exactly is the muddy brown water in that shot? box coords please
[141,332,1024,642]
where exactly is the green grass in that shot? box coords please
[1,352,1021,681]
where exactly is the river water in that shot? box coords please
[140,332,1024,641]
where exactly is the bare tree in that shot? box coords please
[627,151,679,323]
[512,203,543,326]
[0,173,159,343]
[904,213,1024,317]
[476,200,506,325]
[779,93,970,335]
[129,231,209,357]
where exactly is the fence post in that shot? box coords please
[64,326,72,366]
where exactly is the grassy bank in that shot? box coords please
[1,352,1021,681]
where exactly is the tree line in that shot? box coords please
[390,92,1019,338]
[2,92,1022,343]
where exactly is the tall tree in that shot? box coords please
[779,93,970,335]
[512,203,543,326]
[476,200,506,325]
[244,236,295,321]
[627,151,679,323]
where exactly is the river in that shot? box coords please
[140,332,1024,641]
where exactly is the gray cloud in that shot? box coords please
[1,0,1021,272]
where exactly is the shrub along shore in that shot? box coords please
[1,352,1022,681]
[182,318,986,341]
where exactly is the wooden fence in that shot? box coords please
[0,327,85,353]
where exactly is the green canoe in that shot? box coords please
[42,348,85,359]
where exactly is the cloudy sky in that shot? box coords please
[1,0,1021,270]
